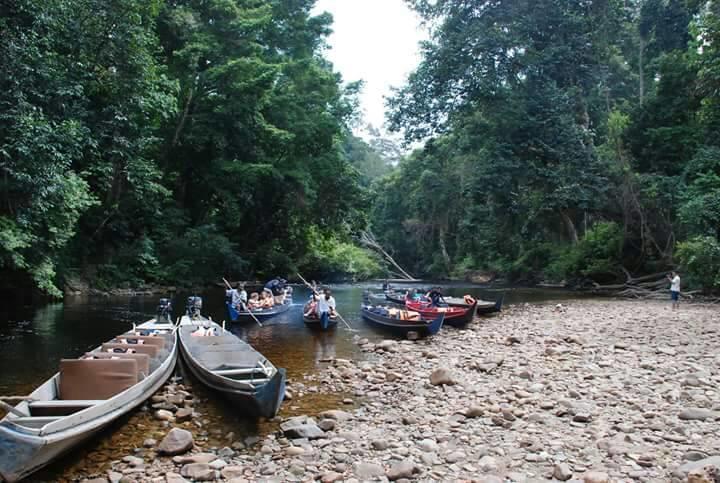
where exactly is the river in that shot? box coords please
[0,283,585,481]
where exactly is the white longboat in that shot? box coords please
[0,303,178,482]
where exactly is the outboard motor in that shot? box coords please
[156,298,173,323]
[186,296,203,319]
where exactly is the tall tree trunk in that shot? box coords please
[438,226,451,272]
[560,210,579,244]
[638,37,645,105]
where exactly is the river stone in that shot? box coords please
[164,473,188,483]
[553,463,573,481]
[582,471,610,483]
[430,367,456,386]
[221,466,245,479]
[679,408,718,421]
[386,460,419,481]
[172,453,216,464]
[372,440,390,450]
[154,409,174,421]
[175,407,193,423]
[478,455,499,472]
[157,428,194,455]
[285,446,305,456]
[180,463,214,481]
[318,418,337,431]
[321,471,343,483]
[354,462,385,479]
[675,456,720,479]
[282,423,325,439]
[319,409,353,421]
[465,405,484,418]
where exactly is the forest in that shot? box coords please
[1,0,719,296]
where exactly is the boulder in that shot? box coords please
[180,463,214,481]
[678,408,718,421]
[386,460,419,481]
[675,456,720,480]
[157,428,194,455]
[429,368,456,386]
[318,409,353,421]
[282,423,325,439]
[175,407,193,423]
[354,462,385,479]
[582,472,610,483]
[553,463,573,481]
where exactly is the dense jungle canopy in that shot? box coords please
[1,0,719,296]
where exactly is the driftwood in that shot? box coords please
[359,231,417,281]
[592,269,673,299]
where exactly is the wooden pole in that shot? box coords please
[296,273,355,331]
[223,277,263,327]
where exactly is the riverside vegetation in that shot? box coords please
[2,0,720,295]
[68,300,720,482]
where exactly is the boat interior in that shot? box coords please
[3,324,174,430]
[180,324,272,384]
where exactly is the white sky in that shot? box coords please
[313,0,427,134]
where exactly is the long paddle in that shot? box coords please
[296,273,356,331]
[223,278,263,328]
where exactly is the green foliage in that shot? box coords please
[300,228,382,281]
[676,236,720,290]
[0,0,375,293]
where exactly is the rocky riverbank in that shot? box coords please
[79,300,718,482]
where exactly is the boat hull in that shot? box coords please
[302,315,338,329]
[226,300,292,322]
[178,317,286,419]
[0,320,178,482]
[361,308,444,336]
[405,301,477,328]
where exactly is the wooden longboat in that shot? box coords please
[302,303,338,329]
[404,300,477,328]
[0,318,178,483]
[178,316,285,419]
[225,289,293,323]
[386,290,504,316]
[360,305,445,336]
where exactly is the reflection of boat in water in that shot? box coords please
[313,331,336,362]
[0,303,177,483]
[179,297,286,419]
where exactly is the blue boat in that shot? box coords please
[361,304,445,337]
[179,298,286,418]
[226,288,293,322]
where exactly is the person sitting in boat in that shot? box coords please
[264,276,287,296]
[382,280,392,292]
[260,291,275,308]
[304,294,319,318]
[247,292,261,309]
[426,287,446,307]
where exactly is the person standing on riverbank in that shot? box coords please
[316,289,336,330]
[667,271,681,310]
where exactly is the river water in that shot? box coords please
[0,284,584,481]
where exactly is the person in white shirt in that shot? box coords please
[667,271,681,310]
[316,289,336,330]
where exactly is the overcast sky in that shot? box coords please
[313,0,427,134]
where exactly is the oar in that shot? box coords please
[296,273,356,331]
[223,277,263,327]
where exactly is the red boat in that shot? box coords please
[405,300,477,327]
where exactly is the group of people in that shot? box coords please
[303,288,337,330]
[226,277,290,312]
